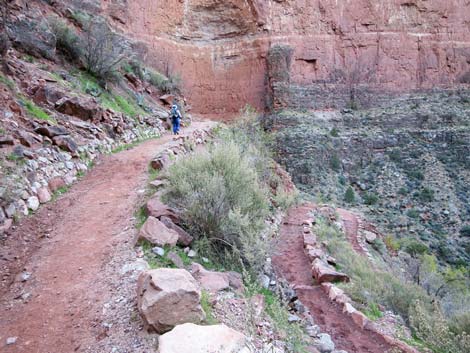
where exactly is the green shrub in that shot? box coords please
[417,187,435,202]
[330,154,341,172]
[384,235,400,252]
[410,301,470,353]
[407,209,420,219]
[400,238,429,257]
[363,192,379,205]
[148,69,181,94]
[344,186,355,203]
[460,225,470,237]
[364,303,384,321]
[330,127,339,137]
[163,141,270,271]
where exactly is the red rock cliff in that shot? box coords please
[105,0,470,116]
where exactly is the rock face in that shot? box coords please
[109,0,470,115]
[158,323,251,353]
[137,269,205,333]
[136,217,179,247]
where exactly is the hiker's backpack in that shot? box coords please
[171,108,180,122]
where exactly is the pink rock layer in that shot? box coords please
[104,0,470,117]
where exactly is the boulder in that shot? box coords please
[363,230,377,243]
[160,94,175,106]
[158,323,251,353]
[52,135,78,154]
[137,269,205,333]
[17,130,40,147]
[0,219,13,234]
[313,333,335,353]
[190,263,230,293]
[55,96,102,121]
[146,197,179,221]
[34,125,68,138]
[33,84,67,106]
[27,196,40,211]
[160,216,193,246]
[0,135,15,146]
[312,259,349,284]
[136,217,179,247]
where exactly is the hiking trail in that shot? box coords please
[272,204,394,353]
[0,122,213,353]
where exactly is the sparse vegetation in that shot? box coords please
[0,73,14,89]
[18,96,56,123]
[316,217,470,353]
[49,17,82,62]
[201,290,217,325]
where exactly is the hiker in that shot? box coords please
[169,104,182,135]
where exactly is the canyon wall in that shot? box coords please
[104,0,470,116]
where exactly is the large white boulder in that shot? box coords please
[158,323,252,353]
[137,269,205,333]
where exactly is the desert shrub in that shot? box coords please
[460,225,470,237]
[330,127,339,137]
[163,142,270,271]
[410,301,470,353]
[344,186,355,203]
[82,20,128,83]
[384,235,400,252]
[330,154,341,171]
[148,69,181,94]
[49,17,82,62]
[416,187,435,202]
[363,192,379,205]
[406,209,420,219]
[401,238,429,257]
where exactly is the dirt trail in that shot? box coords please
[336,208,366,256]
[0,122,213,353]
[272,204,394,353]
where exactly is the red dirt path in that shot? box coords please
[272,204,394,353]
[0,122,212,353]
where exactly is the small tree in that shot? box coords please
[82,20,128,85]
[344,186,355,203]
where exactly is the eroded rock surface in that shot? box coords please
[137,269,205,333]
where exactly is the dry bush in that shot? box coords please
[82,20,128,84]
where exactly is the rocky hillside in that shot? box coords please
[266,91,470,266]
[0,1,187,236]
